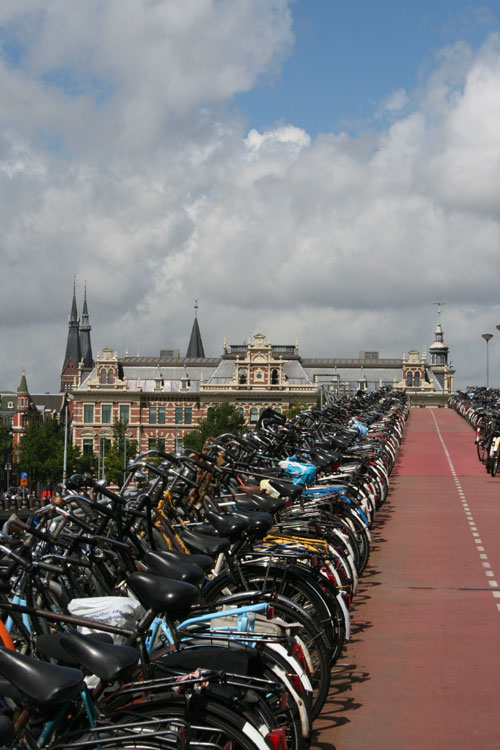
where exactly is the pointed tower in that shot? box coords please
[61,282,82,392]
[12,370,39,451]
[428,303,455,392]
[186,301,205,358]
[79,284,94,370]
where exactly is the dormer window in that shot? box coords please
[271,369,279,385]
[107,370,114,385]
[239,370,247,384]
[100,370,106,385]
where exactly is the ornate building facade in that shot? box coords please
[62,296,456,456]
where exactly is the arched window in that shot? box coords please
[250,407,258,423]
[406,372,413,387]
[235,407,244,418]
[100,369,107,385]
[271,369,279,384]
[239,370,247,384]
[107,370,114,385]
[413,372,420,387]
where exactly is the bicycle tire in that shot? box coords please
[106,694,275,750]
[204,562,338,655]
[492,450,500,477]
[477,439,486,463]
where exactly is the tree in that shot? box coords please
[103,422,138,487]
[17,416,95,488]
[283,400,310,420]
[0,424,11,457]
[18,416,63,486]
[183,403,245,453]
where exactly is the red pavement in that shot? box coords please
[312,408,500,750]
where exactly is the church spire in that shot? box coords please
[61,281,82,391]
[186,300,205,358]
[79,282,94,369]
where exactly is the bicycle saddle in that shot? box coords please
[151,549,214,572]
[231,511,274,538]
[234,493,286,514]
[268,478,303,500]
[143,550,205,587]
[127,572,200,619]
[0,647,83,705]
[203,510,249,540]
[179,528,231,556]
[59,630,139,682]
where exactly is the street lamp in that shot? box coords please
[482,333,493,387]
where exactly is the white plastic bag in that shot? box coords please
[68,596,145,645]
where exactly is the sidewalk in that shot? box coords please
[312,408,500,750]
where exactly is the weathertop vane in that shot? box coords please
[433,301,445,323]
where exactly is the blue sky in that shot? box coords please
[234,0,500,136]
[2,0,500,391]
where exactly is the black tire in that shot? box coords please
[108,696,274,750]
[203,562,338,656]
[477,439,486,463]
[491,450,500,477]
[201,590,331,720]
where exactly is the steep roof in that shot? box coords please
[17,370,29,395]
[79,285,94,368]
[62,285,82,370]
[186,316,205,358]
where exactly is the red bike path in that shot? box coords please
[312,408,500,750]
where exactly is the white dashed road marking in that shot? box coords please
[431,411,499,608]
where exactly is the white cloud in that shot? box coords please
[1,7,500,392]
[378,87,409,116]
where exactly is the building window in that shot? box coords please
[271,369,279,384]
[184,407,192,424]
[235,407,244,418]
[414,372,420,387]
[83,439,94,454]
[7,402,13,409]
[119,405,129,423]
[250,407,258,424]
[239,370,247,384]
[100,370,106,385]
[406,372,413,387]
[107,370,114,385]
[148,438,156,450]
[149,407,157,424]
[175,406,183,424]
[175,437,183,452]
[84,404,94,423]
[157,437,165,451]
[101,404,112,423]
[158,407,166,424]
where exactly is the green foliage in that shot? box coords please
[183,403,245,453]
[283,401,309,420]
[0,424,11,457]
[102,422,138,487]
[17,416,98,486]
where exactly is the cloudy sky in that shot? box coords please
[2,0,500,393]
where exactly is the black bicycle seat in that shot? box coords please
[143,550,205,587]
[0,647,83,705]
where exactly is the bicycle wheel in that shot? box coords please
[106,695,274,750]
[491,449,500,477]
[204,562,338,654]
[477,439,486,463]
[201,588,331,720]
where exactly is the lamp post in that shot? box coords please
[482,333,493,388]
